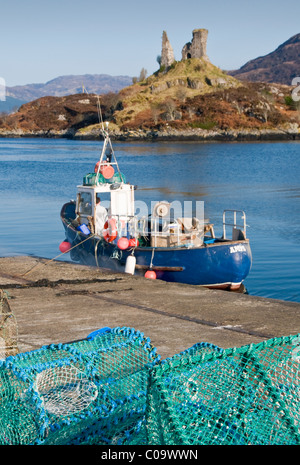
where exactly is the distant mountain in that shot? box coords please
[228,33,300,85]
[0,96,27,114]
[6,74,133,104]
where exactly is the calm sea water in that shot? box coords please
[0,137,299,302]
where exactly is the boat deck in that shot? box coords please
[1,256,299,359]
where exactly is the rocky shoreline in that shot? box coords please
[0,125,299,142]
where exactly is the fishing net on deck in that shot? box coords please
[146,334,300,445]
[0,327,160,445]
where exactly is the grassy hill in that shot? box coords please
[107,58,298,134]
[114,59,240,128]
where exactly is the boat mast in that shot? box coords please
[95,97,123,183]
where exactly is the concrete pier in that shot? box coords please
[1,256,299,359]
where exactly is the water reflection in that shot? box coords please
[138,186,208,198]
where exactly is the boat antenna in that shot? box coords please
[96,96,105,133]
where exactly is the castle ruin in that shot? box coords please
[160,28,209,69]
[161,31,175,68]
[182,29,209,61]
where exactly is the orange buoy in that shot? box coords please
[94,162,115,179]
[145,270,156,279]
[117,237,129,250]
[101,164,115,179]
[59,241,71,253]
[129,238,139,247]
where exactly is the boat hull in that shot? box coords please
[61,203,252,289]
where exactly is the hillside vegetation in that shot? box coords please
[114,59,239,127]
[0,58,299,139]
[114,59,298,132]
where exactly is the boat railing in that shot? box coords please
[222,210,247,240]
[149,217,211,248]
[150,218,181,247]
[110,214,215,248]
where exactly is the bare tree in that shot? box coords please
[160,99,177,121]
[176,88,187,102]
[150,103,161,125]
[139,68,147,82]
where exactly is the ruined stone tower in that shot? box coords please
[182,28,209,61]
[161,31,175,68]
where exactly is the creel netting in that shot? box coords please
[0,326,159,445]
[0,327,299,445]
[146,334,300,445]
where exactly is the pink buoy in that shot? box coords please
[94,162,115,178]
[59,241,71,253]
[117,237,129,250]
[100,164,115,179]
[129,238,139,247]
[145,270,156,279]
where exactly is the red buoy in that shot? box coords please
[128,238,139,247]
[145,270,156,279]
[59,241,71,253]
[117,237,129,250]
[94,162,114,179]
[101,164,115,179]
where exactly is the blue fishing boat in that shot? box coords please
[60,124,252,290]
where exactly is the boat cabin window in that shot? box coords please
[96,193,110,212]
[78,192,92,215]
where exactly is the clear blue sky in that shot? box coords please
[1,0,300,87]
